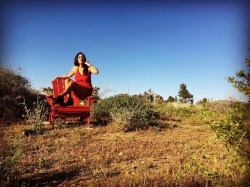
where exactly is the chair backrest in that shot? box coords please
[52,78,65,98]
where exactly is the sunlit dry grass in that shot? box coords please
[1,120,249,186]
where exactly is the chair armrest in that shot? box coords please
[46,95,54,106]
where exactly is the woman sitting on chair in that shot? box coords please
[52,52,99,106]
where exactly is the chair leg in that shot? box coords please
[49,112,54,129]
[87,116,90,127]
[80,116,84,125]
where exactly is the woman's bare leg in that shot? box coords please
[54,80,92,105]
[57,78,92,97]
[60,79,74,96]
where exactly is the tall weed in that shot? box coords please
[21,95,49,134]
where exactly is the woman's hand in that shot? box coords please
[84,61,99,74]
[84,61,92,67]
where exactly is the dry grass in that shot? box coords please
[1,120,249,187]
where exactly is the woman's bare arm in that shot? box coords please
[51,66,76,82]
[85,61,99,74]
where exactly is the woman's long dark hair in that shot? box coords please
[74,52,88,75]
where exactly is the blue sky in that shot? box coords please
[1,0,249,102]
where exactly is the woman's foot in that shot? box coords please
[66,97,74,106]
[53,95,65,105]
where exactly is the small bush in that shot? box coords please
[91,94,157,131]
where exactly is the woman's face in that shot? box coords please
[78,54,84,64]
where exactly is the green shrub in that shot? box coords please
[91,94,157,131]
[153,102,198,122]
[176,107,194,118]
[0,65,38,121]
[90,98,113,124]
[153,104,175,119]
[200,101,249,155]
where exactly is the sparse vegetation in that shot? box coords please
[1,98,249,186]
[1,61,249,186]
